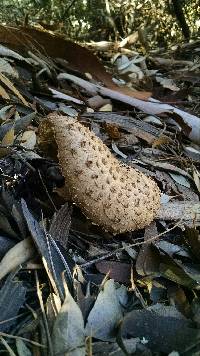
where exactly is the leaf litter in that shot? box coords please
[0,25,199,355]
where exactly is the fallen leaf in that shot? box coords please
[1,127,15,145]
[185,227,200,261]
[0,58,18,78]
[52,282,85,356]
[0,105,13,120]
[0,25,150,100]
[0,44,30,62]
[20,130,36,150]
[0,237,36,281]
[0,273,26,332]
[16,339,32,356]
[22,199,74,298]
[152,135,172,148]
[0,84,10,99]
[136,223,161,277]
[49,202,72,249]
[0,127,15,157]
[102,122,121,140]
[46,293,62,333]
[157,201,200,225]
[193,167,200,193]
[111,142,127,159]
[85,279,123,341]
[159,253,199,289]
[184,145,200,161]
[156,76,180,91]
[169,172,191,188]
[99,103,112,112]
[14,111,36,133]
[95,261,131,284]
[0,72,29,106]
[119,308,200,354]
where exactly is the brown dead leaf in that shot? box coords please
[185,227,200,261]
[1,127,15,145]
[103,122,121,140]
[95,261,131,284]
[37,118,58,159]
[168,286,191,318]
[152,135,172,148]
[136,223,161,277]
[116,133,139,147]
[0,127,15,157]
[0,25,151,101]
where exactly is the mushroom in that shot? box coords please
[48,115,161,234]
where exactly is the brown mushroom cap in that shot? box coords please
[49,115,161,234]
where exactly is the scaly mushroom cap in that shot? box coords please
[49,115,161,234]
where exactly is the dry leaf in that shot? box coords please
[152,135,172,148]
[193,167,200,193]
[0,44,29,62]
[0,25,150,100]
[99,103,112,112]
[103,122,121,140]
[0,72,29,106]
[0,84,10,100]
[52,282,85,355]
[20,130,37,150]
[0,127,15,157]
[58,73,200,144]
[0,58,18,78]
[0,237,36,280]
[1,127,15,145]
[156,76,180,91]
[85,279,123,341]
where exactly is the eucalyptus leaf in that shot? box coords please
[85,279,123,341]
[169,172,190,188]
[16,339,32,356]
[52,284,85,356]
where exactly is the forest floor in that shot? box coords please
[0,25,200,356]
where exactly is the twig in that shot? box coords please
[80,219,182,268]
[0,332,45,347]
[38,169,57,211]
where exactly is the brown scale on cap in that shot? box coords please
[48,115,161,234]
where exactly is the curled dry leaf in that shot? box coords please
[48,114,161,234]
[20,130,37,150]
[0,237,36,280]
